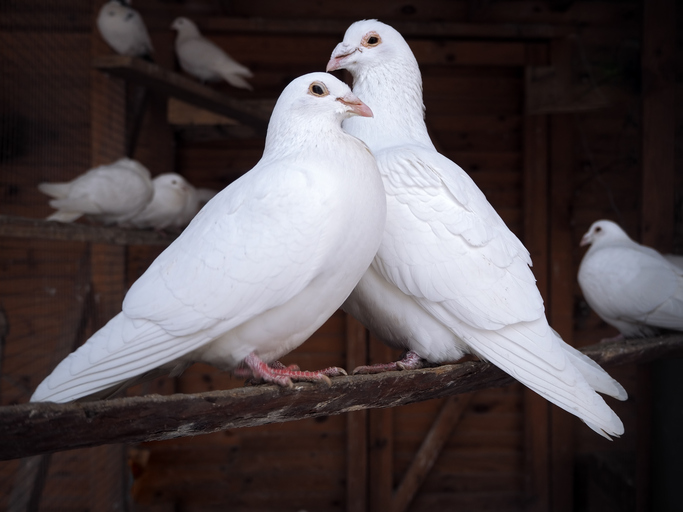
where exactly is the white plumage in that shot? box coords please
[174,185,219,230]
[578,219,683,338]
[38,157,153,225]
[327,19,626,439]
[31,72,386,403]
[97,1,154,59]
[125,173,191,230]
[171,17,253,90]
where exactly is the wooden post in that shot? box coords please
[392,394,474,512]
[368,335,394,511]
[345,314,368,512]
[547,37,576,512]
[89,2,128,508]
[523,41,551,512]
[639,1,676,510]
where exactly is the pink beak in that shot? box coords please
[579,234,591,247]
[337,94,373,118]
[327,43,356,72]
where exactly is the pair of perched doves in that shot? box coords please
[97,1,253,90]
[33,20,627,439]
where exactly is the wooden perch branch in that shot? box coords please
[1,334,682,461]
[93,56,271,134]
[0,215,175,246]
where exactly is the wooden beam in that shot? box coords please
[200,17,568,40]
[1,335,681,462]
[345,315,368,512]
[93,56,270,134]
[0,216,175,246]
[368,336,395,512]
[392,393,474,512]
[638,2,676,510]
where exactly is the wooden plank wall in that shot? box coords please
[0,1,646,512]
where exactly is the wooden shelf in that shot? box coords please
[93,56,271,135]
[0,215,175,246]
[1,334,681,461]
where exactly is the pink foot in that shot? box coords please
[352,350,426,375]
[239,352,347,387]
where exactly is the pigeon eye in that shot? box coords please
[363,33,381,47]
[595,226,602,233]
[309,82,328,97]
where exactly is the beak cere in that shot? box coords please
[337,96,373,118]
[580,235,591,247]
[326,44,356,72]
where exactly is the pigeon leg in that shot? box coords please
[352,350,426,374]
[241,352,345,387]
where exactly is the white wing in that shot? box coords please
[374,145,543,331]
[370,145,624,438]
[31,160,333,402]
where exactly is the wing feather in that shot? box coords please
[31,160,333,402]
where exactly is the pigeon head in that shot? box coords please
[326,20,415,77]
[580,220,629,247]
[154,173,190,195]
[264,73,372,153]
[171,17,200,37]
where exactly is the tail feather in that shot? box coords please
[461,321,625,439]
[219,71,253,91]
[30,313,210,403]
[46,211,83,223]
[38,182,71,199]
[559,338,627,400]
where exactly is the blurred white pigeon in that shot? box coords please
[97,0,154,60]
[173,185,219,230]
[578,219,683,339]
[327,19,626,439]
[38,157,153,225]
[31,72,385,403]
[124,173,191,230]
[171,17,253,90]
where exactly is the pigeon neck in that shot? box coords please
[344,59,434,151]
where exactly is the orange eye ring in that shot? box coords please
[362,32,381,47]
[308,82,329,97]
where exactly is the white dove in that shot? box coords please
[97,1,154,60]
[173,184,218,230]
[30,72,385,403]
[125,173,191,230]
[171,17,254,90]
[38,157,153,225]
[578,219,683,339]
[327,20,626,438]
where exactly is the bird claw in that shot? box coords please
[242,352,338,387]
[353,350,426,374]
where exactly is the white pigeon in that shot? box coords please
[97,1,154,60]
[30,72,385,403]
[171,17,254,90]
[327,20,626,439]
[172,185,219,230]
[578,219,683,339]
[125,173,191,230]
[38,157,153,225]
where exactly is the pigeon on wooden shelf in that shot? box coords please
[30,72,386,403]
[173,185,219,230]
[123,173,191,231]
[578,219,683,340]
[327,19,626,439]
[38,157,153,225]
[171,17,253,90]
[97,0,154,60]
